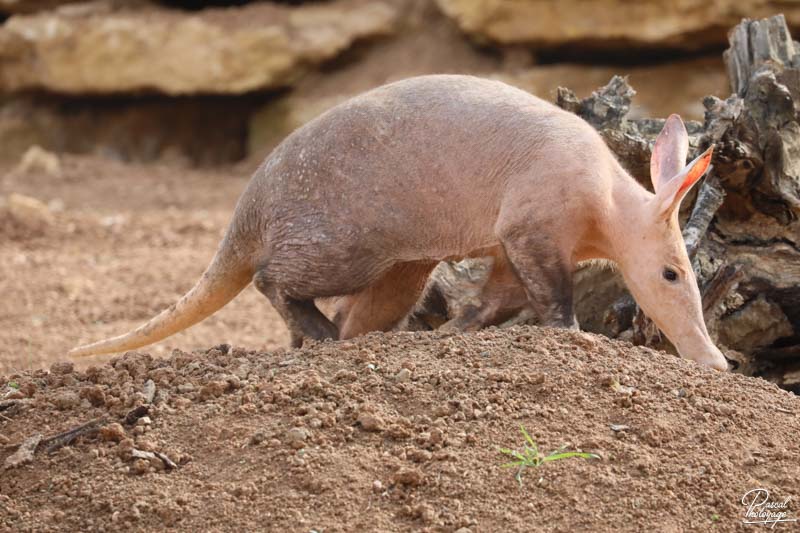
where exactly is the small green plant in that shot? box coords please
[7,381,19,390]
[499,425,599,486]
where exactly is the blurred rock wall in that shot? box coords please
[0,0,796,165]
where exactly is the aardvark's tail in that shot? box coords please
[68,238,254,358]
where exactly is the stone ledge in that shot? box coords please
[436,0,800,50]
[0,0,398,94]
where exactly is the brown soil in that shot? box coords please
[0,155,289,374]
[2,327,799,532]
[2,156,800,531]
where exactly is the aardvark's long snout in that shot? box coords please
[672,331,729,371]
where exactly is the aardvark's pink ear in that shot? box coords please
[655,145,714,218]
[650,114,689,192]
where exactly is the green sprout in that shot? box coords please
[8,381,19,390]
[499,425,599,486]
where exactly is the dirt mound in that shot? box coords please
[2,326,798,532]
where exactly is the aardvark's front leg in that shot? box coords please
[495,221,578,330]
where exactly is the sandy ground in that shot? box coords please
[1,155,290,374]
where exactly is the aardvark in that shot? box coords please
[69,75,728,370]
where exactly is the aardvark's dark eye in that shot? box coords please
[663,267,678,282]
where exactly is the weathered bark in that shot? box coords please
[703,16,799,389]
[684,174,727,259]
[411,15,800,391]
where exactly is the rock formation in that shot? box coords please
[436,0,800,49]
[0,0,398,94]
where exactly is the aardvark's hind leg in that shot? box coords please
[332,261,436,339]
[253,270,338,348]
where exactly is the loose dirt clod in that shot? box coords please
[50,361,74,375]
[357,411,384,432]
[100,423,126,442]
[285,427,310,449]
[393,466,424,487]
